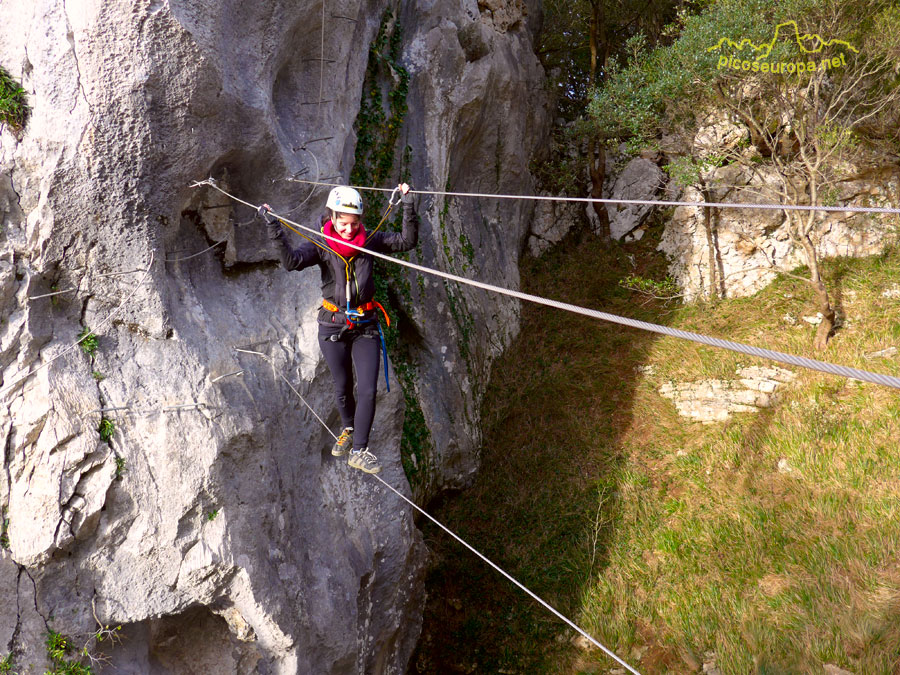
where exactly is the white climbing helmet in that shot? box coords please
[326,186,364,216]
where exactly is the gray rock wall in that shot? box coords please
[398,0,548,498]
[658,116,900,301]
[659,164,900,301]
[0,0,549,672]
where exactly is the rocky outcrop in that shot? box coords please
[592,156,665,241]
[658,171,898,301]
[527,147,666,253]
[659,366,797,423]
[658,117,899,301]
[527,197,582,256]
[0,0,548,672]
[401,0,548,498]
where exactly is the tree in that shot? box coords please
[536,0,681,226]
[590,0,900,349]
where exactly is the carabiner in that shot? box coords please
[389,186,402,206]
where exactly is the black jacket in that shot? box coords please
[265,195,419,328]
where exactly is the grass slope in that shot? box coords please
[412,227,900,675]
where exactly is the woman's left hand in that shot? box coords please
[398,183,411,195]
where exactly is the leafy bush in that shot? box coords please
[0,66,29,132]
[0,514,9,549]
[619,273,681,299]
[590,0,900,148]
[98,418,115,443]
[77,328,98,357]
[45,631,92,675]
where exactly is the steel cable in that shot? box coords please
[288,178,900,214]
[192,180,900,391]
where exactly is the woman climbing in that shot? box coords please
[258,183,418,474]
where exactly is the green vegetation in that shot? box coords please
[396,365,430,485]
[618,273,681,301]
[537,0,682,121]
[535,0,681,236]
[45,632,72,665]
[0,653,14,674]
[663,154,726,189]
[0,66,29,133]
[77,328,98,358]
[206,509,219,521]
[113,455,126,478]
[414,228,900,673]
[350,7,434,493]
[44,631,91,675]
[590,0,900,147]
[0,513,9,549]
[349,8,409,192]
[91,371,105,382]
[97,418,114,443]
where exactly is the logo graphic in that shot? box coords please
[708,20,858,75]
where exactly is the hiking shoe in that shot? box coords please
[348,448,382,474]
[332,427,353,456]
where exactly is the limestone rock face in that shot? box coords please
[0,0,548,672]
[527,197,581,256]
[600,157,665,241]
[400,0,549,498]
[527,147,665,253]
[658,123,898,301]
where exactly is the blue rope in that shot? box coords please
[377,321,390,392]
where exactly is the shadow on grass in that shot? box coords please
[411,226,683,674]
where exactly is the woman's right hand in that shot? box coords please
[258,203,272,218]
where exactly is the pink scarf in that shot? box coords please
[323,220,367,258]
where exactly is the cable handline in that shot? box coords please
[191,180,900,391]
[232,346,642,675]
[166,238,227,262]
[289,178,900,214]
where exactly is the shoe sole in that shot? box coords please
[332,447,349,457]
[348,461,382,474]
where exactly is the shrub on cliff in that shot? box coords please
[0,66,29,133]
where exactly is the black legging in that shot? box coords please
[318,327,381,450]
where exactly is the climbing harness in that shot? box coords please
[259,185,400,392]
[321,297,392,392]
[314,185,399,394]
[321,298,391,328]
